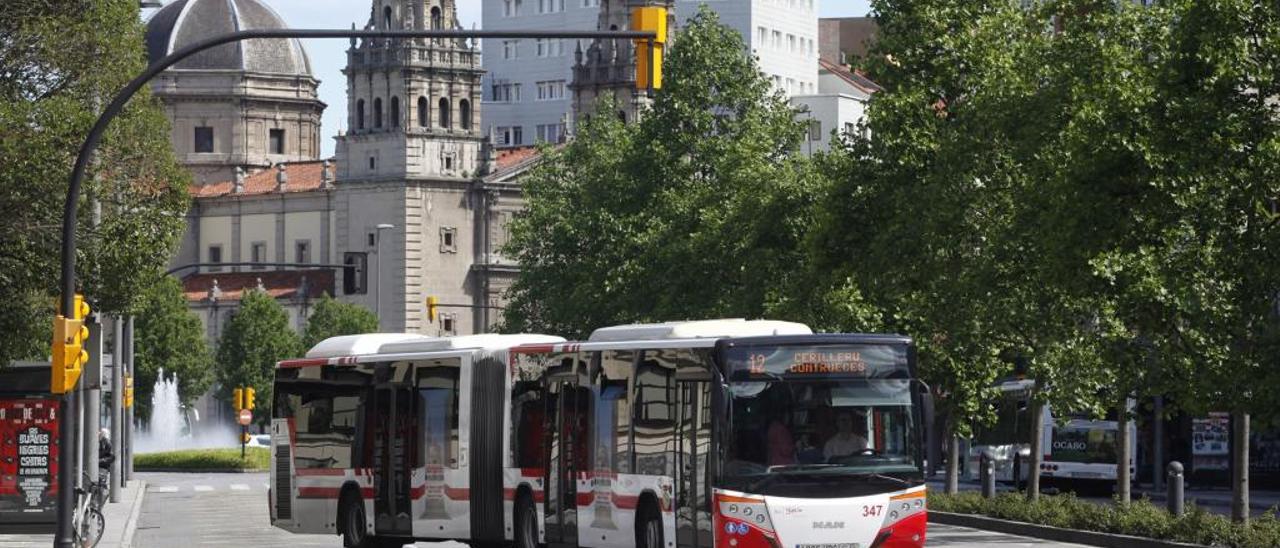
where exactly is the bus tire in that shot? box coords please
[514,491,539,548]
[636,501,663,548]
[340,490,371,548]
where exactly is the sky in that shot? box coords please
[144,0,873,158]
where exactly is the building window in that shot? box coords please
[787,34,796,53]
[441,313,456,335]
[440,227,458,253]
[460,99,471,130]
[535,39,564,57]
[844,122,857,136]
[342,252,368,295]
[269,128,285,154]
[503,40,520,60]
[369,156,376,171]
[367,232,377,247]
[438,98,451,129]
[535,123,563,144]
[194,126,214,153]
[251,242,267,269]
[383,6,393,29]
[809,120,823,141]
[208,245,223,272]
[536,80,565,101]
[374,98,384,128]
[581,0,598,6]
[537,0,563,13]
[390,97,400,128]
[498,126,524,146]
[357,99,366,129]
[756,27,767,48]
[491,83,521,103]
[503,0,521,16]
[295,240,311,264]
[418,96,429,127]
[772,30,781,49]
[430,6,442,29]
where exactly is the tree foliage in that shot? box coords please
[302,294,379,349]
[0,0,190,365]
[134,276,214,424]
[503,7,857,338]
[215,291,301,420]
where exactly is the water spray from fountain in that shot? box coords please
[134,368,237,453]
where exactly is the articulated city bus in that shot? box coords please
[507,320,928,548]
[966,379,1136,492]
[269,332,565,548]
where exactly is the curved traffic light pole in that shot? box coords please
[54,27,655,548]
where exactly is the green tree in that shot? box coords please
[134,276,214,424]
[215,290,301,421]
[302,294,378,349]
[0,0,190,365]
[504,7,846,337]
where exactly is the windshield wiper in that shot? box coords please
[767,464,841,473]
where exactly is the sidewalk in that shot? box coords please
[0,479,147,548]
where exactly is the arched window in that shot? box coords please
[438,98,451,129]
[418,96,429,127]
[430,6,442,30]
[459,99,471,130]
[390,96,400,128]
[374,98,384,129]
[383,6,393,29]
[356,99,366,129]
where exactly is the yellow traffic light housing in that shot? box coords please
[124,376,134,408]
[427,296,439,322]
[233,388,244,411]
[51,294,91,394]
[244,387,256,411]
[632,6,668,90]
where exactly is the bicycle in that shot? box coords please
[72,469,108,548]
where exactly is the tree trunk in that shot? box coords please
[1116,399,1131,507]
[1027,400,1044,501]
[1232,411,1250,523]
[946,431,960,495]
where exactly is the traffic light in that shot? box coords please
[427,296,439,322]
[124,376,134,408]
[233,387,244,411]
[242,432,252,444]
[632,6,668,90]
[244,387,256,411]
[51,294,91,394]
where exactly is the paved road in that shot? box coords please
[132,472,1091,548]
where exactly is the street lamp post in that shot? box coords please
[374,224,395,331]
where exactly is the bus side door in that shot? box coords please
[543,352,589,547]
[370,374,415,537]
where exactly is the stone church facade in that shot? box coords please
[151,0,529,342]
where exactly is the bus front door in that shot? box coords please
[544,380,587,546]
[371,384,414,537]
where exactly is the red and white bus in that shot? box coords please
[270,333,565,548]
[506,320,928,548]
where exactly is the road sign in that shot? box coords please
[238,409,252,426]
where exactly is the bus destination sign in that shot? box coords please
[724,344,907,379]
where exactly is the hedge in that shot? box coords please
[134,447,269,471]
[929,491,1280,547]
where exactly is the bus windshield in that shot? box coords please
[718,343,922,495]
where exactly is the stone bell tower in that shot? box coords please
[335,0,489,335]
[570,0,675,125]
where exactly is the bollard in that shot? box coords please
[1167,461,1184,517]
[981,449,996,498]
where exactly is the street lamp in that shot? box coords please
[374,223,395,331]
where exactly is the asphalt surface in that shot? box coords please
[131,472,1092,548]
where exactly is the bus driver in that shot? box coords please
[824,411,868,460]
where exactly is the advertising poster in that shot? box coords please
[1192,412,1230,472]
[0,399,59,520]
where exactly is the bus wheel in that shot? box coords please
[636,503,663,548]
[341,493,369,548]
[515,492,539,548]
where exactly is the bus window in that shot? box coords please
[512,381,546,469]
[634,352,676,476]
[277,383,363,469]
[596,351,633,475]
[418,365,460,468]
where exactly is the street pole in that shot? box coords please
[51,28,655,547]
[1153,395,1165,491]
[375,223,394,331]
[84,317,103,496]
[109,316,123,503]
[124,316,135,481]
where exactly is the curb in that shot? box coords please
[134,468,264,473]
[120,480,146,548]
[928,511,1207,548]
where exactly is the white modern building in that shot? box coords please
[482,0,820,147]
[790,58,881,154]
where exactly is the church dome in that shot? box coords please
[145,0,312,77]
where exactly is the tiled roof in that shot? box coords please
[819,58,883,94]
[182,269,335,303]
[191,159,335,199]
[496,146,542,171]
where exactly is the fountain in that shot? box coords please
[134,369,238,453]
